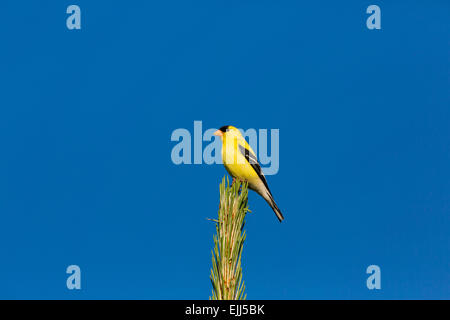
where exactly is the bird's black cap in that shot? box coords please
[218,125,230,132]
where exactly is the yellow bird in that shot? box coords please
[214,125,284,222]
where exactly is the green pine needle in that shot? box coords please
[210,176,249,300]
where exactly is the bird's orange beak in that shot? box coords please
[214,130,223,137]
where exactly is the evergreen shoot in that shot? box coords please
[210,176,249,300]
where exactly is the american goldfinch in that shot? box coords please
[214,125,284,222]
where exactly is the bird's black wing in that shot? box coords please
[238,144,273,197]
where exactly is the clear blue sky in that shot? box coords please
[0,1,449,299]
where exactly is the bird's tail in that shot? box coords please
[264,192,284,222]
[252,182,285,222]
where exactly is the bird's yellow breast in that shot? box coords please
[221,136,259,182]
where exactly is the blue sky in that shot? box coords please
[0,1,449,299]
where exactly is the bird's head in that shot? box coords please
[214,125,240,140]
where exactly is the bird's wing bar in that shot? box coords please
[240,144,258,165]
[238,144,273,197]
